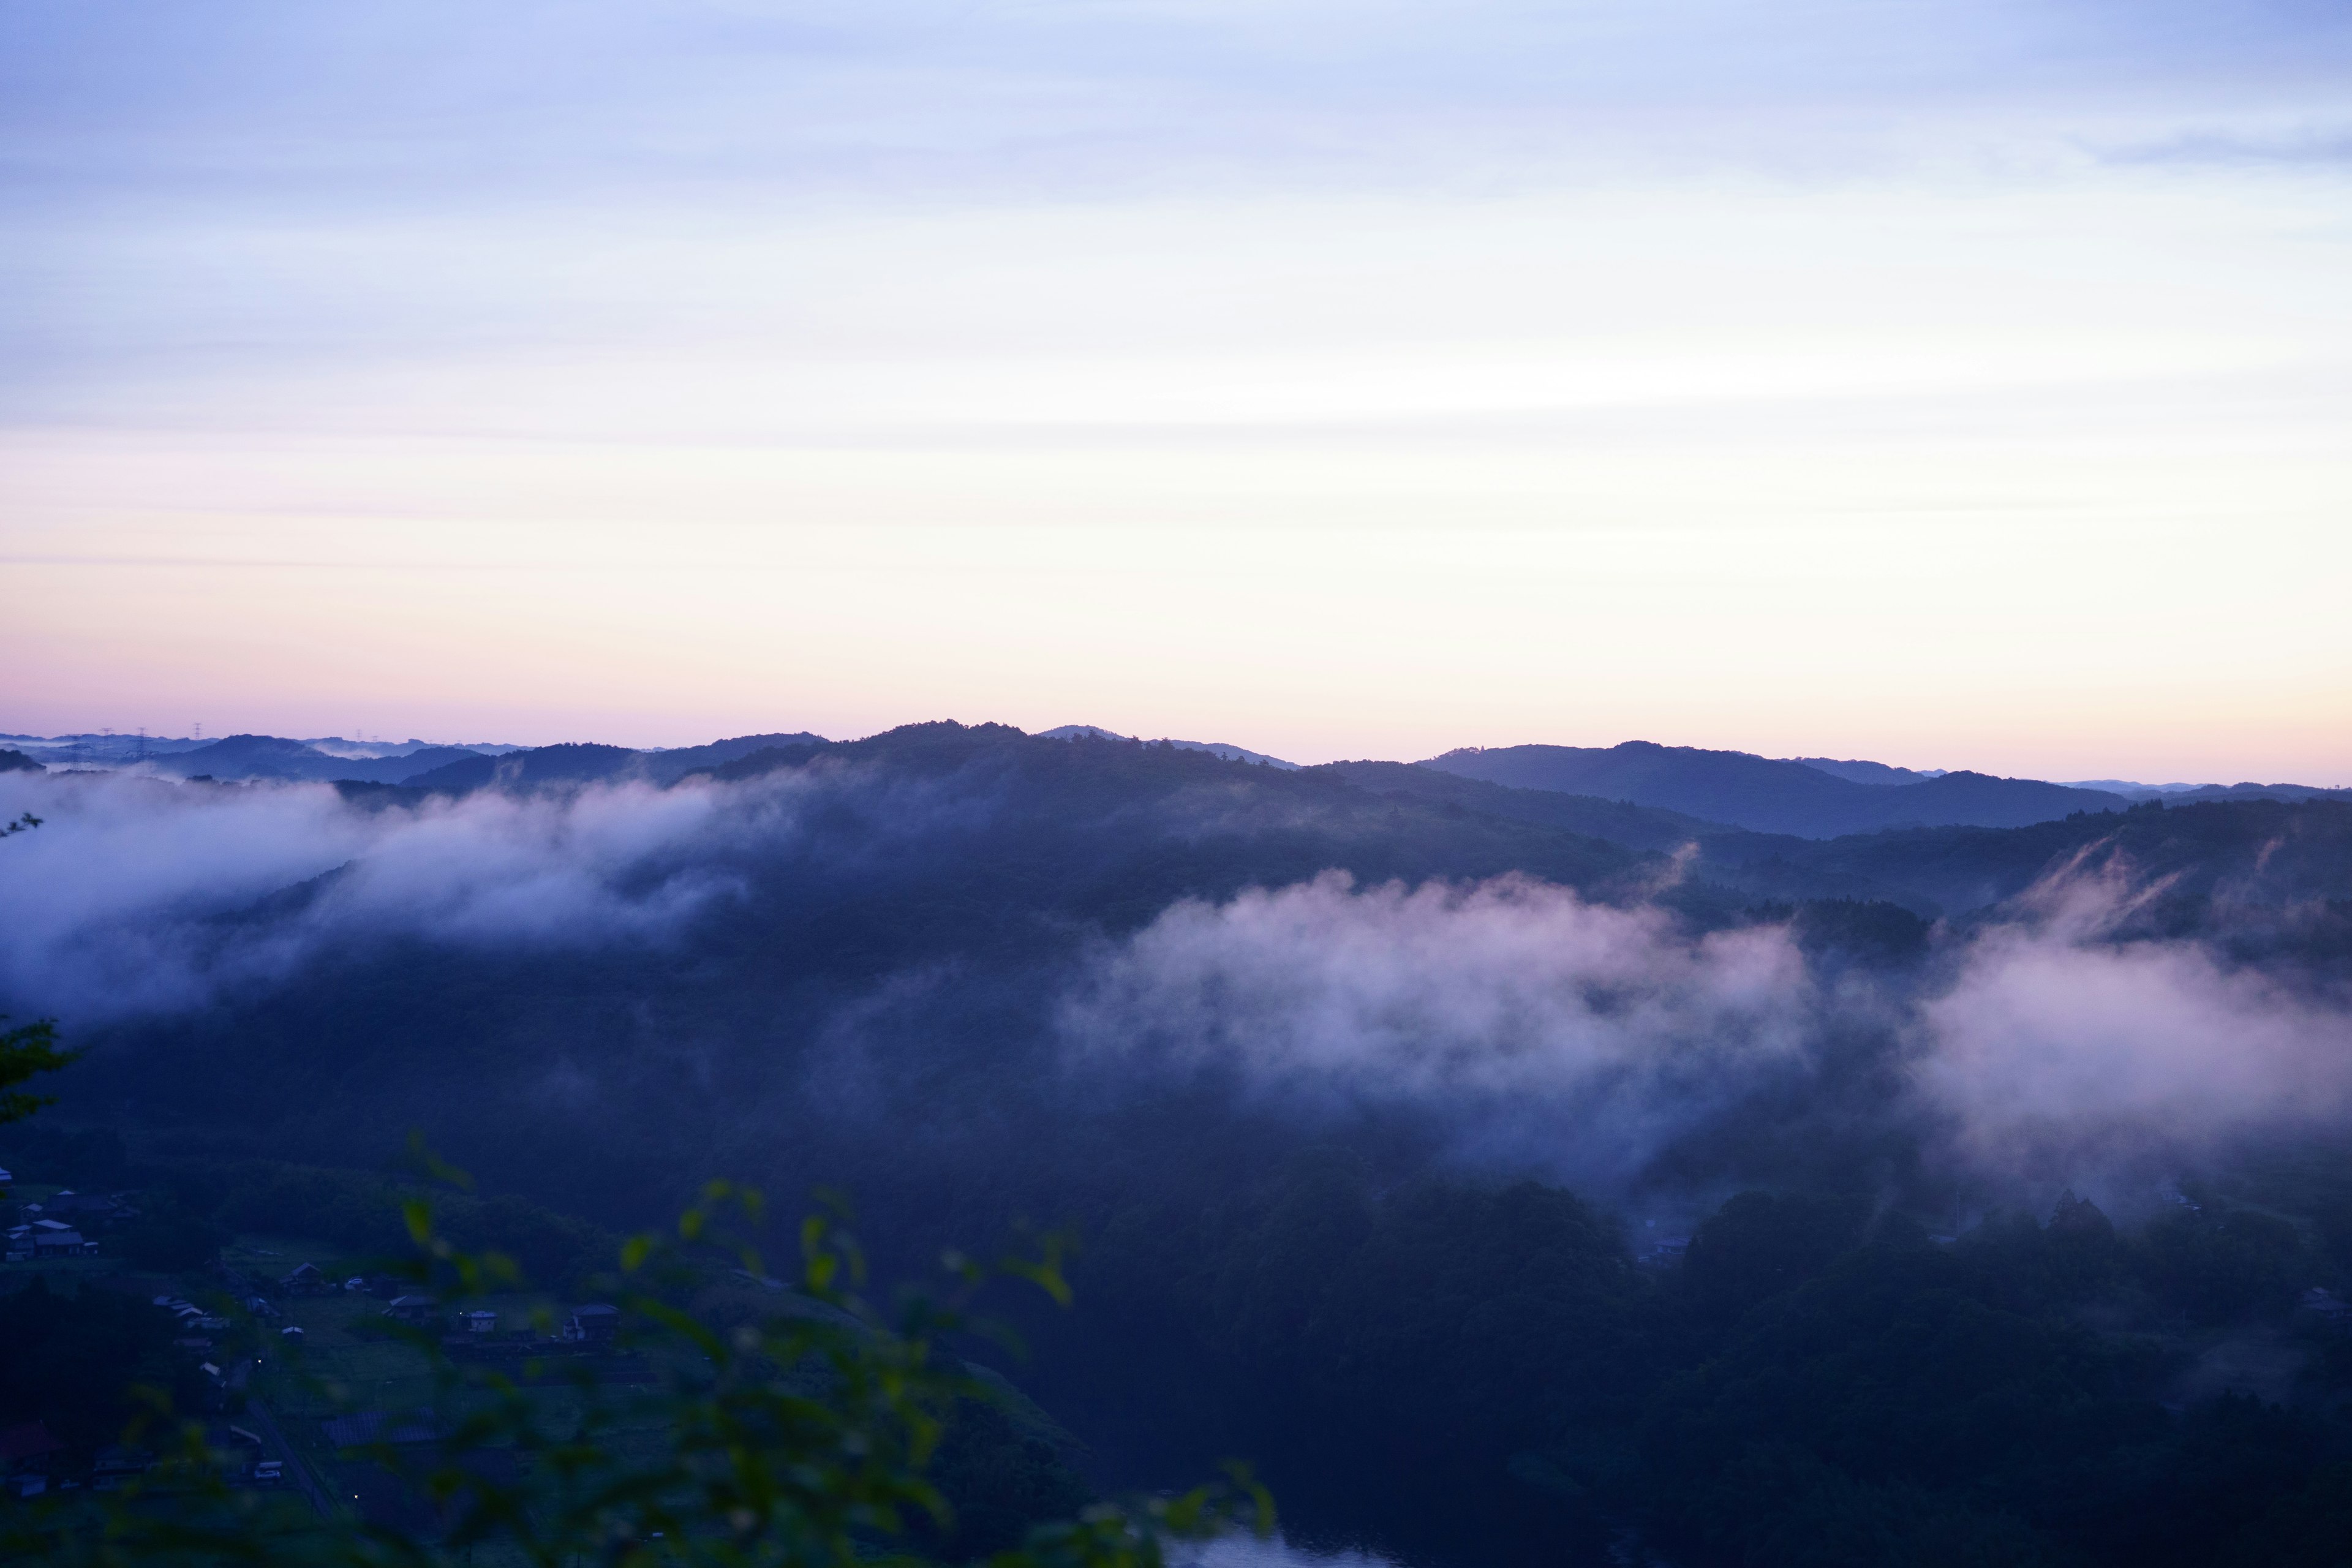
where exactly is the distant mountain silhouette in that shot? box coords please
[331,746,484,783]
[1422,741,2130,838]
[400,742,641,791]
[399,733,827,791]
[2154,782,2352,805]
[1785,756,1944,786]
[158,735,484,783]
[1039,725,1300,770]
[80,726,2343,826]
[157,734,334,779]
[1316,759,1770,853]
[641,733,829,783]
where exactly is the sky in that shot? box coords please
[4,1,2350,779]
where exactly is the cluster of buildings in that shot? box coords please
[385,1294,622,1350]
[276,1262,386,1297]
[1,1187,135,1262]
[1,1420,284,1500]
[273,1262,622,1349]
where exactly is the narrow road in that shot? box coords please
[243,1392,333,1520]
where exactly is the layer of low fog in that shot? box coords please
[0,771,769,1016]
[4,766,2347,1202]
[1058,872,1819,1189]
[1063,861,2352,1197]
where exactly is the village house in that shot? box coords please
[568,1303,620,1343]
[43,1190,133,1228]
[279,1262,332,1295]
[33,1227,99,1258]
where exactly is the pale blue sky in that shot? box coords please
[6,2,2351,777]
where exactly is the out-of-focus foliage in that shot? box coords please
[0,1017,75,1131]
[0,812,74,1129]
[3,1174,1270,1568]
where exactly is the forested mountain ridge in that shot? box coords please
[1425,739,2135,837]
[109,730,829,787]
[22,720,2346,831]
[156,733,487,784]
[1324,755,2352,925]
[41,723,1675,1212]
[1720,795,2352,932]
[22,722,2350,1218]
[12,722,2352,1566]
[401,731,827,790]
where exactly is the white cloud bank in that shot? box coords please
[1917,858,2352,1176]
[1058,871,1822,1185]
[0,770,767,1019]
[1059,861,2352,1186]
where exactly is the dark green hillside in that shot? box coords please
[1751,797,2352,930]
[52,731,2352,1246]
[1428,741,2132,837]
[638,729,827,782]
[400,741,641,791]
[2165,782,2352,805]
[328,744,481,783]
[61,723,1677,1227]
[1313,761,1950,911]
[1021,1155,2352,1568]
[396,733,830,790]
[1316,758,1755,851]
[12,731,2352,1567]
[1317,762,2352,928]
[146,736,483,784]
[157,733,341,780]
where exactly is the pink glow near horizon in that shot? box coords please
[6,6,2350,783]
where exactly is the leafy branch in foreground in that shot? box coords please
[0,1017,77,1129]
[10,1164,1272,1568]
[0,813,74,1131]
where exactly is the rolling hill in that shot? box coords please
[1423,741,2130,837]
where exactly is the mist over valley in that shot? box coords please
[12,0,2352,1556]
[7,720,2352,1562]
